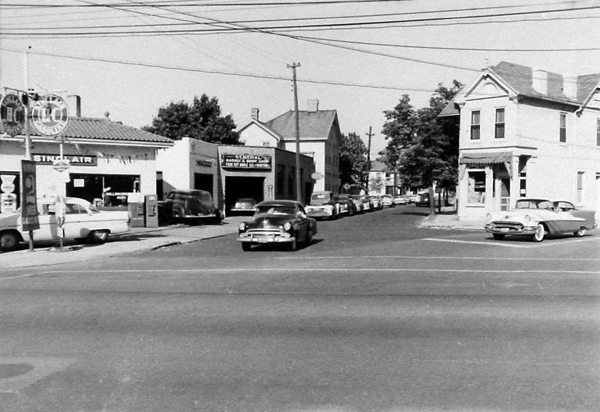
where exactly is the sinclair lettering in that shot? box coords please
[221,154,271,170]
[33,154,97,166]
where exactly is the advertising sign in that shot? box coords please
[20,160,40,231]
[30,94,70,136]
[32,153,97,166]
[0,93,26,137]
[221,154,272,170]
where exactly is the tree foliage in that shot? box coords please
[143,94,241,145]
[339,132,369,189]
[379,81,462,191]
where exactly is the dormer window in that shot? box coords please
[470,110,481,140]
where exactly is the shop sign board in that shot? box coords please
[0,93,26,137]
[30,94,70,136]
[221,154,271,170]
[20,160,40,231]
[32,154,97,166]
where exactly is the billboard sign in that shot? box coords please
[221,154,272,170]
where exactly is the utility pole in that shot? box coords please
[288,62,302,203]
[365,126,373,195]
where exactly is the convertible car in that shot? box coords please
[485,198,596,242]
[237,200,317,251]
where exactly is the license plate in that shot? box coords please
[499,227,509,232]
[257,237,268,243]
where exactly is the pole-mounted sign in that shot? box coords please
[30,94,69,136]
[0,93,26,137]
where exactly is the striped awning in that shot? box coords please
[460,151,512,166]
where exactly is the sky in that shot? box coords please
[1,0,599,157]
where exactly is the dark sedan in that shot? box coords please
[237,200,317,251]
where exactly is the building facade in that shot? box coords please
[444,62,600,220]
[238,100,342,193]
[1,107,173,214]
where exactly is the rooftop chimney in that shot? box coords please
[307,99,319,112]
[251,108,260,121]
[531,68,548,95]
[562,75,578,101]
[66,94,81,117]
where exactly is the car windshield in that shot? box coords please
[256,205,295,215]
[515,200,554,210]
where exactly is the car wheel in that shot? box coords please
[241,243,252,251]
[532,224,545,242]
[492,233,505,240]
[0,231,20,252]
[88,230,109,244]
[305,228,313,245]
[574,227,586,237]
[287,234,298,251]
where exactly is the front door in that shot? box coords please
[500,178,510,211]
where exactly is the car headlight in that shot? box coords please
[283,222,292,231]
[238,222,247,231]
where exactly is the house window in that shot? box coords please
[577,171,584,203]
[596,119,600,146]
[495,108,505,139]
[467,170,486,204]
[470,111,481,140]
[559,113,567,143]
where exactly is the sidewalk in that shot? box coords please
[1,213,484,270]
[1,216,246,270]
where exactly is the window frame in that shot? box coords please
[470,110,481,140]
[559,112,567,143]
[494,108,505,139]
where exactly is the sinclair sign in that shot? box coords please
[221,154,272,170]
[32,154,97,166]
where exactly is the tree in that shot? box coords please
[143,94,241,145]
[339,132,369,190]
[380,82,462,199]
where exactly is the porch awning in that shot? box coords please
[460,151,512,166]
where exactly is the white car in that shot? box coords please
[485,198,596,242]
[0,197,130,251]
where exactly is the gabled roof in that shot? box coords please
[370,160,387,172]
[265,109,340,141]
[28,117,174,146]
[487,62,600,105]
[238,119,285,142]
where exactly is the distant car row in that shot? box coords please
[304,191,400,220]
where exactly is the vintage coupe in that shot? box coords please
[0,197,130,251]
[485,198,596,242]
[333,195,357,216]
[158,189,221,225]
[237,200,317,251]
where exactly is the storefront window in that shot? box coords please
[467,170,486,204]
[67,174,140,205]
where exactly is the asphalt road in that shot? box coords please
[1,206,599,412]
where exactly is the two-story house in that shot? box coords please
[238,100,342,193]
[442,61,600,221]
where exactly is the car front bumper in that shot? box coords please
[238,230,295,244]
[485,221,537,236]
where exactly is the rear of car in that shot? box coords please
[381,195,395,208]
[158,190,222,224]
[305,191,338,219]
[231,198,257,215]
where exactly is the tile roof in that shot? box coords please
[29,117,173,145]
[265,110,339,140]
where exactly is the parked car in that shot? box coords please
[381,194,395,208]
[0,197,130,252]
[237,200,317,251]
[360,196,373,212]
[334,195,357,216]
[371,196,383,210]
[305,191,339,220]
[230,198,257,215]
[485,198,597,242]
[158,189,222,225]
[415,192,430,207]
[394,195,408,205]
[349,195,364,213]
